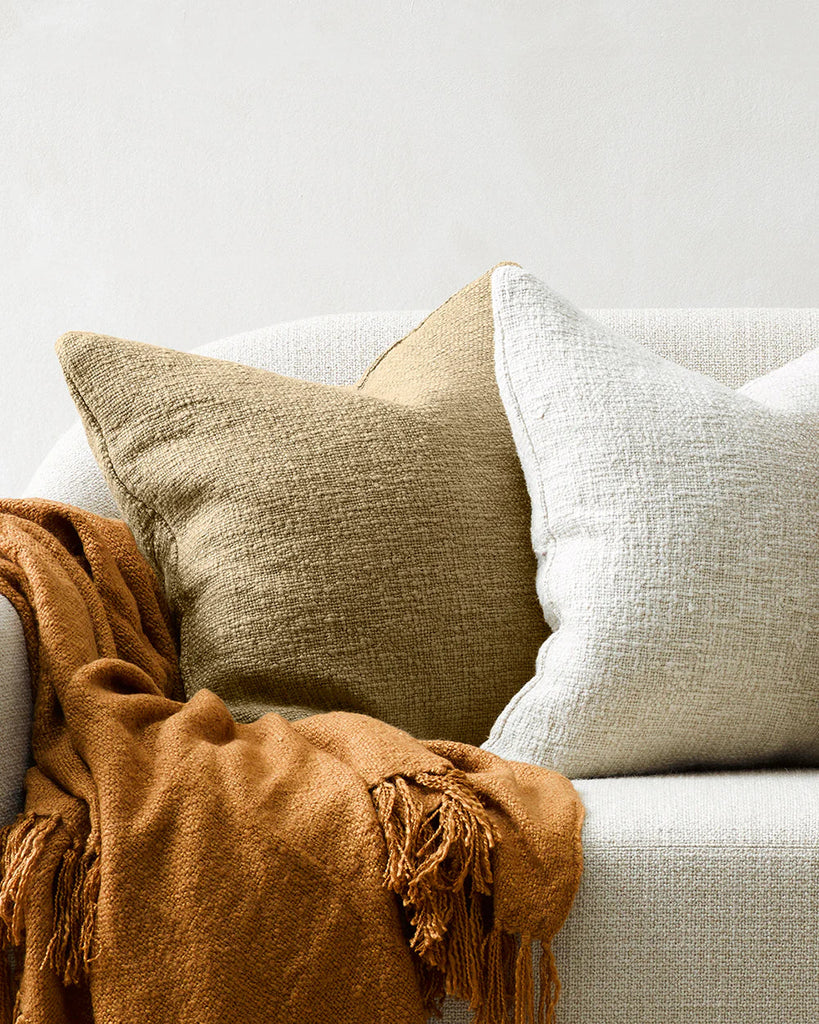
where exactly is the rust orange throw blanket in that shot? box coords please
[0,500,583,1024]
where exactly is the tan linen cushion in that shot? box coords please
[56,267,546,744]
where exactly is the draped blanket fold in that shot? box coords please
[0,500,584,1024]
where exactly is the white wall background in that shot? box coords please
[1,0,818,495]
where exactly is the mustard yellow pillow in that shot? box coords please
[57,267,546,743]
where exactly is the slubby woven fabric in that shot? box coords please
[0,499,583,1024]
[55,269,547,746]
[486,265,819,777]
[0,599,30,827]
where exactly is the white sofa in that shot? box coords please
[3,307,818,1023]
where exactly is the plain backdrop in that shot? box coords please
[1,0,818,495]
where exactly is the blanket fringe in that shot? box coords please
[43,837,100,985]
[0,812,99,1015]
[373,769,558,1023]
[0,815,61,950]
[538,941,560,1024]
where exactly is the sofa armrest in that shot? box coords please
[0,595,32,825]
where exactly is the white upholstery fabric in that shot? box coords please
[485,266,819,776]
[3,303,819,1020]
[442,769,819,1024]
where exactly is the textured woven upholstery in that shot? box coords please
[4,305,819,1021]
[444,769,819,1024]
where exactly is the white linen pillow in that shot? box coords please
[485,265,819,777]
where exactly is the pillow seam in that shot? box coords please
[488,269,560,746]
[355,263,520,389]
[354,290,464,388]
[61,368,181,584]
[497,270,558,597]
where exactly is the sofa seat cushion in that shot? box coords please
[441,769,819,1023]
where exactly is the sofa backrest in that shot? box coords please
[3,304,817,822]
[25,307,819,515]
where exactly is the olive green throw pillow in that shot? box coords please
[56,268,546,744]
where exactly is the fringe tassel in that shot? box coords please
[43,838,100,984]
[513,934,534,1024]
[0,812,99,1015]
[537,942,560,1024]
[373,769,555,1023]
[376,771,494,934]
[471,926,516,1024]
[372,770,494,964]
[0,816,53,1024]
[0,815,61,947]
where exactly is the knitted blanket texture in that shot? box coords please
[0,500,584,1024]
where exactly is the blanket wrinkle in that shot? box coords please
[0,499,584,1024]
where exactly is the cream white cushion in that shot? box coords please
[485,265,819,777]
